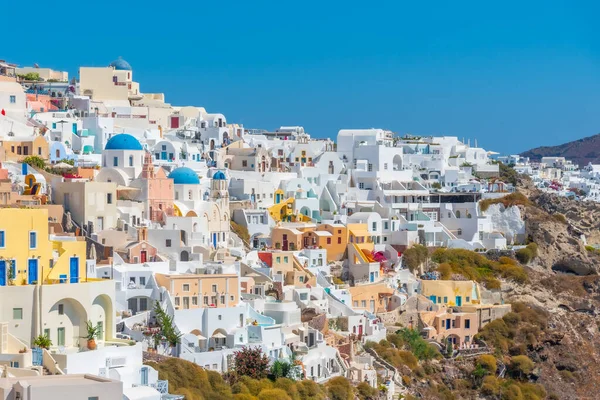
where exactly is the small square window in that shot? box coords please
[13,308,22,320]
[183,284,190,292]
[166,239,172,247]
[212,284,217,292]
[218,315,222,320]
[9,95,16,104]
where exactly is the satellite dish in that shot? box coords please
[34,63,40,68]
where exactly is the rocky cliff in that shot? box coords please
[520,132,600,167]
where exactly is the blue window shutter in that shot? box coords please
[0,231,4,247]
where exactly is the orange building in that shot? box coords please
[1,135,49,161]
[315,223,348,261]
[155,272,240,310]
[271,226,304,251]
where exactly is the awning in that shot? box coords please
[212,332,227,339]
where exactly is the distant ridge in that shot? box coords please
[520,133,600,167]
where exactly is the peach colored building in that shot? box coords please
[421,307,479,347]
[349,282,395,313]
[26,93,59,112]
[1,135,49,161]
[271,226,304,251]
[155,273,240,310]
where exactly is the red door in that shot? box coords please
[282,234,288,251]
[140,251,147,263]
[171,116,179,128]
[358,325,363,337]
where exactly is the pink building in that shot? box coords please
[133,152,175,223]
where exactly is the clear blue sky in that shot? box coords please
[2,0,599,154]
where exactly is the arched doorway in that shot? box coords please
[180,250,189,262]
[92,294,114,341]
[48,298,88,348]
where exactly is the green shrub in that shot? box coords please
[502,384,524,400]
[325,376,354,400]
[477,355,497,374]
[509,355,535,380]
[258,388,291,400]
[515,248,533,264]
[403,244,429,272]
[481,376,500,395]
[437,263,452,280]
[356,382,378,400]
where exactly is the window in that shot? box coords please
[361,300,366,308]
[212,284,217,292]
[353,301,358,307]
[204,296,209,305]
[13,308,22,320]
[183,284,190,292]
[29,231,37,249]
[0,231,4,248]
[88,397,99,400]
[218,315,222,320]
[57,327,65,346]
[44,328,50,339]
[384,221,389,229]
[465,319,471,329]
[300,293,308,300]
[38,147,42,155]
[220,295,225,304]
[359,182,365,189]
[368,163,373,172]
[107,193,113,204]
[58,304,64,315]
[162,145,166,151]
[276,256,281,263]
[242,160,247,167]
[139,277,146,286]
[97,321,104,340]
[113,157,118,167]
[9,95,16,104]
[283,256,288,263]
[129,155,134,166]
[384,163,388,170]
[174,297,180,306]
[466,297,470,303]
[192,297,198,305]
[166,239,172,247]
[139,298,148,311]
[372,222,377,230]
[231,295,234,301]
[457,229,462,236]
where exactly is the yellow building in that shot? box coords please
[0,208,87,286]
[420,280,480,307]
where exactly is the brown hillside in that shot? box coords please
[520,133,600,167]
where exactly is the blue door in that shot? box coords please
[141,367,148,385]
[212,233,217,248]
[446,319,451,329]
[0,260,5,286]
[32,348,43,366]
[69,257,79,284]
[28,259,38,284]
[276,193,281,203]
[429,295,436,304]
[161,151,167,160]
[369,272,375,282]
[455,296,462,307]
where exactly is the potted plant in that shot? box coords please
[85,320,101,350]
[33,334,52,349]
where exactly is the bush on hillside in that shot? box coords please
[356,382,378,400]
[479,192,529,212]
[326,376,355,400]
[403,244,429,272]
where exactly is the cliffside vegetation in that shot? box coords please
[146,351,372,400]
[431,248,530,288]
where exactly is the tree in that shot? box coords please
[18,72,41,81]
[233,346,271,380]
[257,388,291,400]
[153,301,182,348]
[22,155,46,169]
[477,355,497,375]
[509,355,534,380]
[356,382,378,400]
[325,376,354,400]
[402,244,429,273]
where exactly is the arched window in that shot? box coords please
[455,210,461,218]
